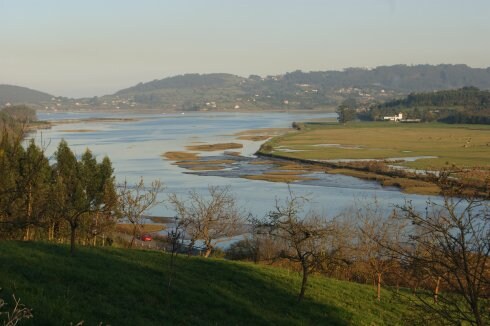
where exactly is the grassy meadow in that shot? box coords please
[0,241,412,325]
[264,122,490,170]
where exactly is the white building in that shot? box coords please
[383,113,403,122]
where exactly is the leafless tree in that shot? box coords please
[117,178,163,247]
[263,190,346,302]
[356,201,406,301]
[167,186,244,258]
[392,194,490,325]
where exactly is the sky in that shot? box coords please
[1,0,489,98]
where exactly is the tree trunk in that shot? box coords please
[298,264,308,302]
[93,212,99,246]
[187,240,195,256]
[204,248,212,258]
[472,300,483,326]
[70,223,77,256]
[48,223,54,241]
[130,224,137,248]
[433,276,441,304]
[24,226,30,241]
[25,184,33,241]
[377,273,382,301]
[203,241,213,258]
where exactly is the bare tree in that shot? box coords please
[117,178,163,247]
[263,190,345,302]
[392,194,490,325]
[356,202,406,301]
[167,186,243,258]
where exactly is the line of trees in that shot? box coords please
[0,123,118,255]
[225,183,489,325]
[361,87,490,123]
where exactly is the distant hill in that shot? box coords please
[0,84,53,106]
[102,64,490,111]
[117,73,246,94]
[111,73,254,111]
[5,64,490,112]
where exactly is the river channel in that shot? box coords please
[34,111,436,218]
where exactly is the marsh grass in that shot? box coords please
[268,122,490,169]
[257,122,489,195]
[162,151,200,161]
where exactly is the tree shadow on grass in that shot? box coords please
[169,257,352,325]
[0,242,352,325]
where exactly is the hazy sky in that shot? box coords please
[1,0,489,97]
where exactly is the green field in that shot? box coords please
[0,242,411,325]
[264,122,490,169]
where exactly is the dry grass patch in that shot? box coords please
[382,178,441,195]
[186,143,243,151]
[148,216,174,223]
[162,151,200,161]
[328,169,441,195]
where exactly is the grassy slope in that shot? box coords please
[266,122,490,169]
[0,242,410,325]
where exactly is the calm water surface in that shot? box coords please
[34,111,435,217]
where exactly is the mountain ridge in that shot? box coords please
[4,64,490,111]
[0,84,53,106]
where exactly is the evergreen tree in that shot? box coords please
[54,140,90,255]
[17,140,51,240]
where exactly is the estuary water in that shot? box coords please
[34,111,435,218]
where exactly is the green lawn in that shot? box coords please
[0,241,411,325]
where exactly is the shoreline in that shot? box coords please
[255,150,442,196]
[36,107,337,115]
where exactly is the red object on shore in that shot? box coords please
[141,234,152,241]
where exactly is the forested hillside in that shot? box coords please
[364,87,490,123]
[5,64,490,112]
[103,64,490,111]
[0,85,52,106]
